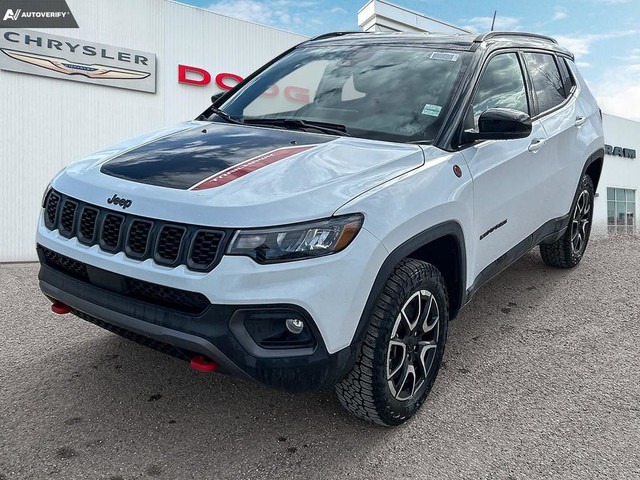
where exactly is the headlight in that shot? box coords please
[227,214,364,264]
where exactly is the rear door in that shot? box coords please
[521,51,586,219]
[460,52,549,280]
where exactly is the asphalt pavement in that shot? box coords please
[1,236,639,480]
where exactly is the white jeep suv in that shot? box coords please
[37,31,604,425]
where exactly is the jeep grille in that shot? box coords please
[43,190,228,272]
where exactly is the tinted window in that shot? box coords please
[559,58,576,96]
[523,52,566,114]
[467,53,528,130]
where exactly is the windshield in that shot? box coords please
[212,44,470,143]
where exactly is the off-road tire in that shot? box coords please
[335,258,449,426]
[540,174,595,268]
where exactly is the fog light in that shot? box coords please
[285,318,304,334]
[236,310,316,349]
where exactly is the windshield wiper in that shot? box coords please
[212,107,244,125]
[244,118,350,136]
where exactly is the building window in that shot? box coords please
[607,188,636,233]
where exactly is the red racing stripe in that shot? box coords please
[190,145,317,191]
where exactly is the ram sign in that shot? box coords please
[605,144,636,159]
[0,28,156,92]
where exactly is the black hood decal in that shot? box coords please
[100,123,334,190]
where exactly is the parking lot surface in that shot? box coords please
[1,237,639,480]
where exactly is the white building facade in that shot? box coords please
[0,0,637,262]
[594,114,638,235]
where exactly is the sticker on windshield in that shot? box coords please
[429,52,459,62]
[421,104,442,117]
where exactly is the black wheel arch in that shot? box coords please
[351,221,466,348]
[583,147,605,192]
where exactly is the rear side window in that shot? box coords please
[522,52,566,114]
[466,52,528,130]
[559,58,576,96]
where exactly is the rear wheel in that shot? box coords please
[335,258,448,426]
[540,174,595,268]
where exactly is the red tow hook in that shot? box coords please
[190,355,219,372]
[51,301,70,314]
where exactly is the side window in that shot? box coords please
[559,58,576,97]
[467,53,528,131]
[522,52,566,114]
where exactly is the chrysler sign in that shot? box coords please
[0,29,156,92]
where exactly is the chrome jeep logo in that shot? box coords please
[107,194,132,209]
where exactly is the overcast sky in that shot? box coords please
[178,0,640,121]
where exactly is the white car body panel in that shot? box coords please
[537,89,593,220]
[336,147,475,290]
[460,120,549,278]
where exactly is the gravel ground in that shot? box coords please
[1,237,639,480]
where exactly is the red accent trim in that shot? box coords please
[190,355,219,372]
[191,145,316,190]
[51,301,70,314]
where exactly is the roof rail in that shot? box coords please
[474,31,558,44]
[309,31,369,41]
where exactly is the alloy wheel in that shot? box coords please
[386,289,440,401]
[571,190,592,254]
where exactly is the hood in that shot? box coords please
[55,121,425,227]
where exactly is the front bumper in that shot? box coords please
[36,212,388,355]
[38,248,359,391]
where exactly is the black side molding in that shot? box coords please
[464,213,570,304]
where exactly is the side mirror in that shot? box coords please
[211,93,224,104]
[464,108,532,142]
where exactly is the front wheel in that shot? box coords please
[335,258,449,426]
[540,174,595,268]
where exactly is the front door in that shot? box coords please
[460,52,551,280]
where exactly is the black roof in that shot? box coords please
[307,31,574,58]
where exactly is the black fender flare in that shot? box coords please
[581,147,605,191]
[350,221,466,348]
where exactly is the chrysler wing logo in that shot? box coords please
[3,9,21,21]
[0,48,150,80]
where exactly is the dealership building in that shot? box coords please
[0,0,637,262]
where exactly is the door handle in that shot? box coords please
[574,116,587,127]
[528,138,546,153]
